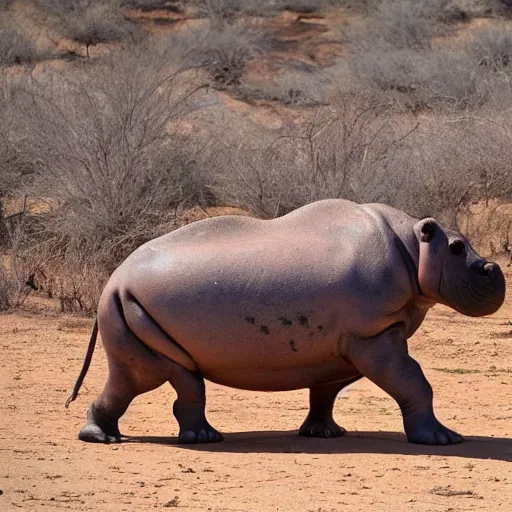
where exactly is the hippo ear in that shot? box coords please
[419,219,438,243]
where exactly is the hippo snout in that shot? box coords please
[466,260,506,316]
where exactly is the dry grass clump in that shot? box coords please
[188,23,273,88]
[467,26,512,71]
[0,219,36,312]
[352,0,459,52]
[121,0,183,12]
[349,10,512,112]
[238,66,330,106]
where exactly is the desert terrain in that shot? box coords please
[2,1,512,510]
[1,264,511,512]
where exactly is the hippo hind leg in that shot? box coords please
[169,364,223,444]
[299,377,361,438]
[78,295,171,443]
[79,351,172,443]
[79,362,141,443]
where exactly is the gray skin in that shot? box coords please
[66,199,506,446]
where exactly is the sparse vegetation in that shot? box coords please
[191,23,272,88]
[35,0,141,57]
[430,485,478,497]
[1,0,512,313]
[434,368,481,374]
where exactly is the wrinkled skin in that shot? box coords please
[71,199,505,446]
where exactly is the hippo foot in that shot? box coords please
[405,416,463,445]
[299,419,346,439]
[78,404,122,444]
[178,425,224,444]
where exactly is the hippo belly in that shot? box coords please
[116,225,409,391]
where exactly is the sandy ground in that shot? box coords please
[1,270,512,512]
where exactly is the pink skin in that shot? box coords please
[66,200,506,446]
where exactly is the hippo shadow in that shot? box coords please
[125,430,512,462]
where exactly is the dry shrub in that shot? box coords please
[121,0,183,11]
[9,42,215,313]
[0,79,33,197]
[0,217,39,312]
[35,0,140,56]
[349,29,512,111]
[458,201,512,256]
[209,88,512,240]
[195,0,338,21]
[238,63,331,106]
[0,266,23,312]
[468,26,512,72]
[386,107,512,230]
[190,23,272,88]
[212,95,413,217]
[454,0,512,17]
[0,29,40,65]
[353,0,457,52]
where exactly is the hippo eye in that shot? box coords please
[449,240,465,256]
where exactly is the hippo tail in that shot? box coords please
[65,319,99,408]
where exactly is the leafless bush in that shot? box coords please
[238,65,331,106]
[211,95,413,217]
[35,0,140,56]
[190,23,272,88]
[0,79,34,199]
[0,29,40,65]
[354,0,456,51]
[350,44,492,112]
[386,108,512,229]
[8,42,215,312]
[468,26,512,72]
[457,0,512,17]
[418,50,487,108]
[0,216,39,311]
[0,266,18,311]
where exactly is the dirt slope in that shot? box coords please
[1,269,512,512]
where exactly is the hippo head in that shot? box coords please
[413,218,506,317]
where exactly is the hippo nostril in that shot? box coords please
[480,262,495,277]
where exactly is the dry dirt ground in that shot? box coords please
[2,268,512,512]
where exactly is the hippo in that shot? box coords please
[66,199,506,446]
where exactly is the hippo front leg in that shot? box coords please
[344,326,463,445]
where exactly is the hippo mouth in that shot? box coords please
[441,263,506,317]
